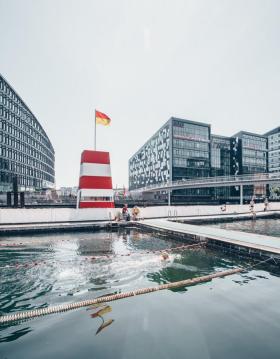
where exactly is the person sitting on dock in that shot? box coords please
[132,205,140,221]
[122,204,128,220]
[114,210,122,222]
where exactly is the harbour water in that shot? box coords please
[1,229,280,359]
[206,218,280,238]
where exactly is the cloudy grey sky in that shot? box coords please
[0,0,279,188]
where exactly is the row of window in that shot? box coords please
[0,157,54,179]
[0,113,54,160]
[173,167,210,179]
[242,166,267,174]
[0,89,45,134]
[173,157,209,168]
[173,148,209,159]
[0,133,54,167]
[173,139,209,151]
[211,142,230,150]
[243,156,266,166]
[0,171,53,187]
[173,121,209,140]
[0,138,54,169]
[243,149,267,159]
[268,132,280,146]
[242,134,267,151]
[269,158,280,163]
[173,130,209,142]
[269,150,280,156]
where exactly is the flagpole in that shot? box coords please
[94,109,96,150]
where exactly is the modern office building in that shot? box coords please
[129,117,269,203]
[264,126,280,198]
[0,74,55,192]
[129,117,212,202]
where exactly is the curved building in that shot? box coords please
[0,74,55,192]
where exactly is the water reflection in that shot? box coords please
[0,326,32,343]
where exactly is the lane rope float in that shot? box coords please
[0,267,242,324]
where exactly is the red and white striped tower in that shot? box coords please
[78,150,114,208]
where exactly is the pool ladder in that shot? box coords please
[168,209,178,221]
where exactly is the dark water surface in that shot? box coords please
[1,229,280,359]
[206,218,280,237]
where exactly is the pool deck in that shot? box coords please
[0,220,128,235]
[139,216,280,259]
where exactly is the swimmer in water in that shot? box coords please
[161,252,169,260]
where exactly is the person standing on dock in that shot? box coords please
[249,199,255,212]
[220,204,227,213]
[264,197,269,212]
[249,199,256,219]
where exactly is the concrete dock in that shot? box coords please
[139,218,280,260]
[0,220,128,235]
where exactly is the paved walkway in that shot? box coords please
[140,217,280,255]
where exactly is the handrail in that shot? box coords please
[130,172,280,193]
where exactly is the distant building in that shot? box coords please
[231,131,267,175]
[210,135,231,200]
[264,126,280,198]
[58,187,78,197]
[0,74,55,192]
[129,117,269,203]
[230,131,268,199]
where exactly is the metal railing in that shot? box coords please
[130,173,280,193]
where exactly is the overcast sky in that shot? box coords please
[0,0,280,188]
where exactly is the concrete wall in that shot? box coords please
[1,202,280,225]
[0,208,114,224]
[140,202,280,219]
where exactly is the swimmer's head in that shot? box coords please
[161,252,169,260]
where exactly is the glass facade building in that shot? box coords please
[0,74,55,192]
[210,135,231,200]
[264,127,280,174]
[264,127,280,198]
[172,118,211,202]
[129,117,211,202]
[231,131,268,199]
[233,132,267,175]
[129,117,273,203]
[128,121,170,190]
